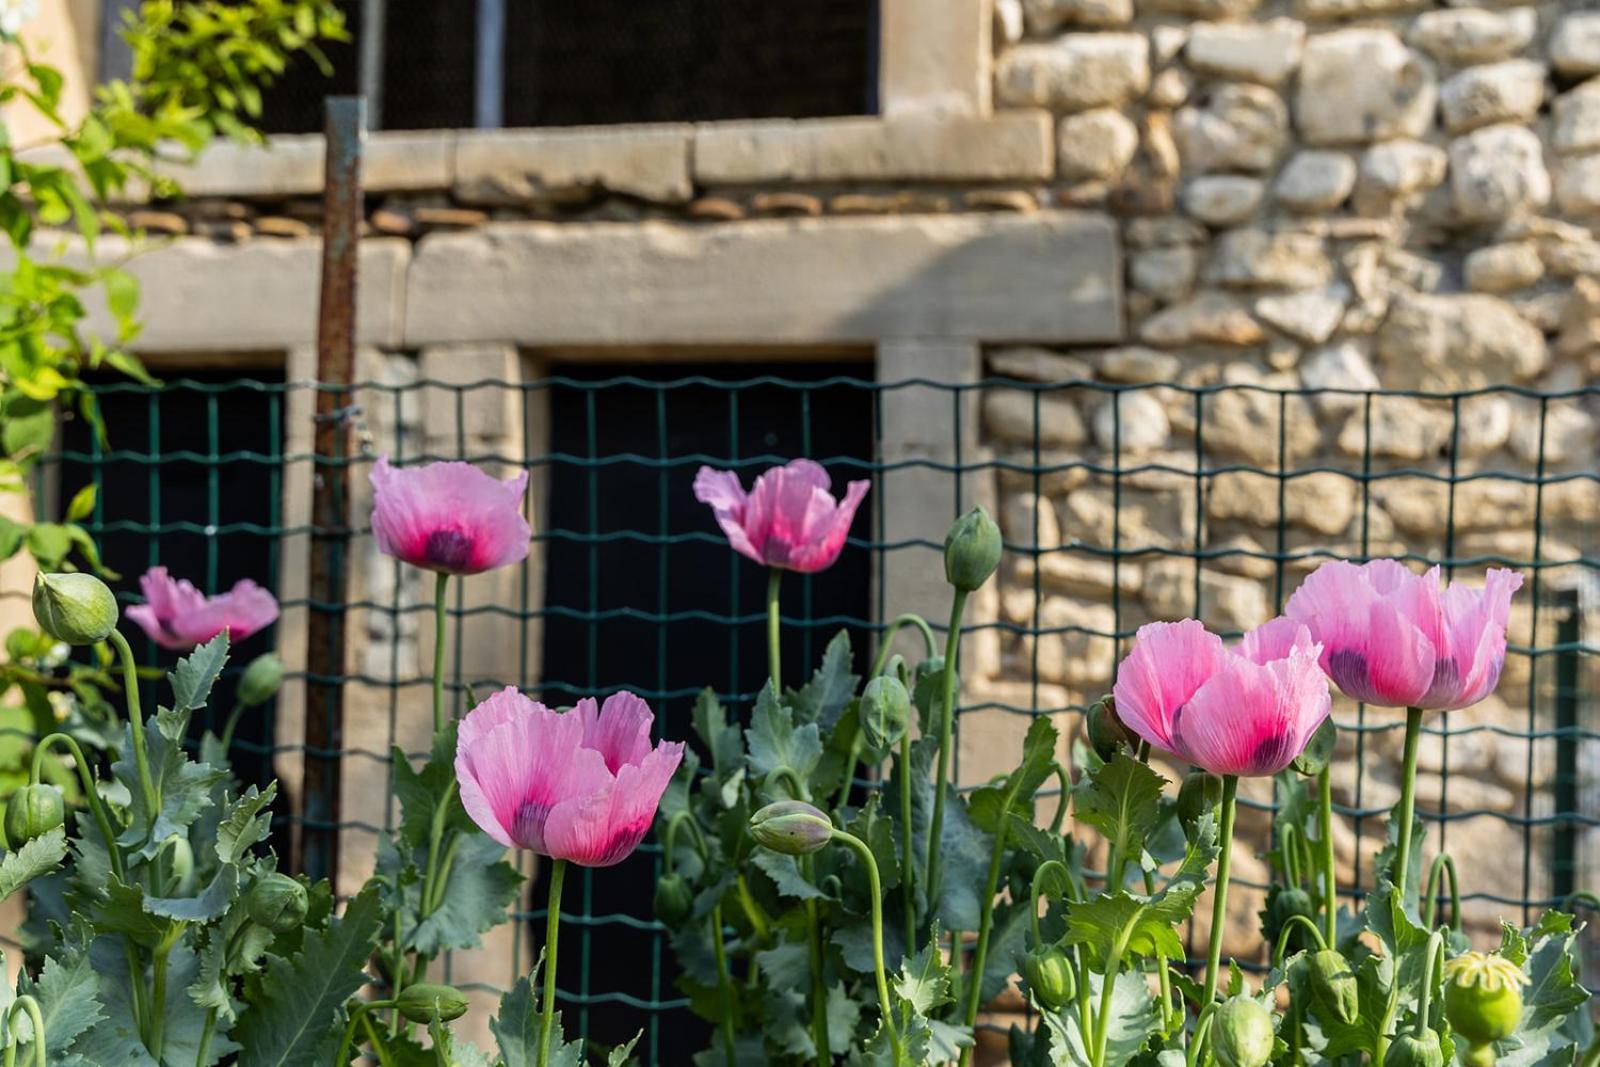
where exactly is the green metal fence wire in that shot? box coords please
[32,370,1599,1059]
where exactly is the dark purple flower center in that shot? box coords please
[423,529,475,571]
[1248,733,1295,776]
[512,797,552,848]
[1327,649,1374,701]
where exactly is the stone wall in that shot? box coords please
[982,0,1600,948]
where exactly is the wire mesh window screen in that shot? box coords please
[38,369,1598,1057]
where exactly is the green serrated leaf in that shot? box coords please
[215,784,277,865]
[492,968,584,1067]
[1041,970,1159,1067]
[746,683,822,789]
[114,721,227,856]
[751,849,826,902]
[167,633,229,713]
[233,886,384,1067]
[406,832,522,956]
[786,630,857,730]
[1073,754,1167,876]
[14,948,103,1057]
[145,864,239,923]
[0,826,67,898]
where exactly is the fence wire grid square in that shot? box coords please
[31,368,1600,1059]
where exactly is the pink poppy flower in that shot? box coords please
[369,455,531,575]
[692,459,869,573]
[455,687,684,867]
[1112,617,1331,778]
[1284,560,1522,711]
[125,566,280,651]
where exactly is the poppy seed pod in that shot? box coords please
[4,783,64,847]
[1086,695,1130,762]
[1290,717,1338,777]
[1443,952,1526,1056]
[32,573,118,646]
[1305,949,1359,1025]
[860,675,911,750]
[749,800,833,856]
[1176,771,1223,841]
[395,983,470,1024]
[1213,996,1275,1067]
[943,507,1002,593]
[1024,948,1074,1012]
[654,873,694,927]
[238,653,286,707]
[247,872,310,933]
[1386,1032,1445,1067]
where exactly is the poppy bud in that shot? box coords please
[4,784,64,847]
[749,800,833,856]
[1266,887,1316,947]
[860,675,911,750]
[1443,952,1526,1060]
[1290,717,1337,777]
[1386,1032,1445,1067]
[654,873,694,927]
[395,983,470,1024]
[32,573,118,646]
[162,835,196,895]
[1177,771,1222,840]
[247,872,311,933]
[1213,996,1275,1067]
[238,653,285,707]
[943,507,1002,593]
[1306,949,1359,1025]
[1024,948,1074,1012]
[1086,695,1130,762]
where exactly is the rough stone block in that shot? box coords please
[1173,84,1289,173]
[1296,30,1436,146]
[693,112,1053,183]
[1438,60,1546,134]
[1552,80,1600,156]
[454,125,692,205]
[1551,13,1600,77]
[1376,292,1549,389]
[994,34,1150,111]
[418,344,523,442]
[1407,7,1536,65]
[1555,154,1600,216]
[1449,123,1551,222]
[1273,150,1357,212]
[1184,19,1305,85]
[403,214,1122,346]
[1057,109,1140,182]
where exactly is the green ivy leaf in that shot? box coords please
[232,885,384,1067]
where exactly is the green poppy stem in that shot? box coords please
[5,995,45,1067]
[107,629,158,821]
[432,572,449,734]
[1392,706,1424,903]
[1318,767,1338,945]
[926,587,969,912]
[30,732,123,881]
[766,568,782,692]
[536,859,567,1067]
[832,830,902,1065]
[1203,775,1240,999]
[899,732,916,953]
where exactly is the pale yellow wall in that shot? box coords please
[5,0,99,142]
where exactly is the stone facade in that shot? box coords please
[985,0,1598,949]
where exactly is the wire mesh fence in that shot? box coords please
[31,367,1599,1058]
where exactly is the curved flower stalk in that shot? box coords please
[124,566,278,650]
[1112,616,1331,998]
[1285,561,1521,897]
[456,687,682,1067]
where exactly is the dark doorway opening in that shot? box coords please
[57,372,287,800]
[536,358,875,1055]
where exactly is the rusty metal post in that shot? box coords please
[298,96,366,887]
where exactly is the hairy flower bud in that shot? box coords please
[654,873,694,927]
[1290,717,1338,777]
[1386,1032,1445,1067]
[1086,695,1130,762]
[238,653,286,707]
[1176,771,1223,840]
[4,783,64,847]
[1265,886,1316,949]
[749,800,833,856]
[1213,996,1275,1067]
[1306,949,1359,1025]
[247,872,311,933]
[1024,948,1074,1012]
[943,507,1002,593]
[32,573,118,646]
[162,835,196,895]
[860,675,911,750]
[395,983,470,1024]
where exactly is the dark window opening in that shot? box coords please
[537,358,874,1051]
[57,372,287,800]
[256,0,877,133]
